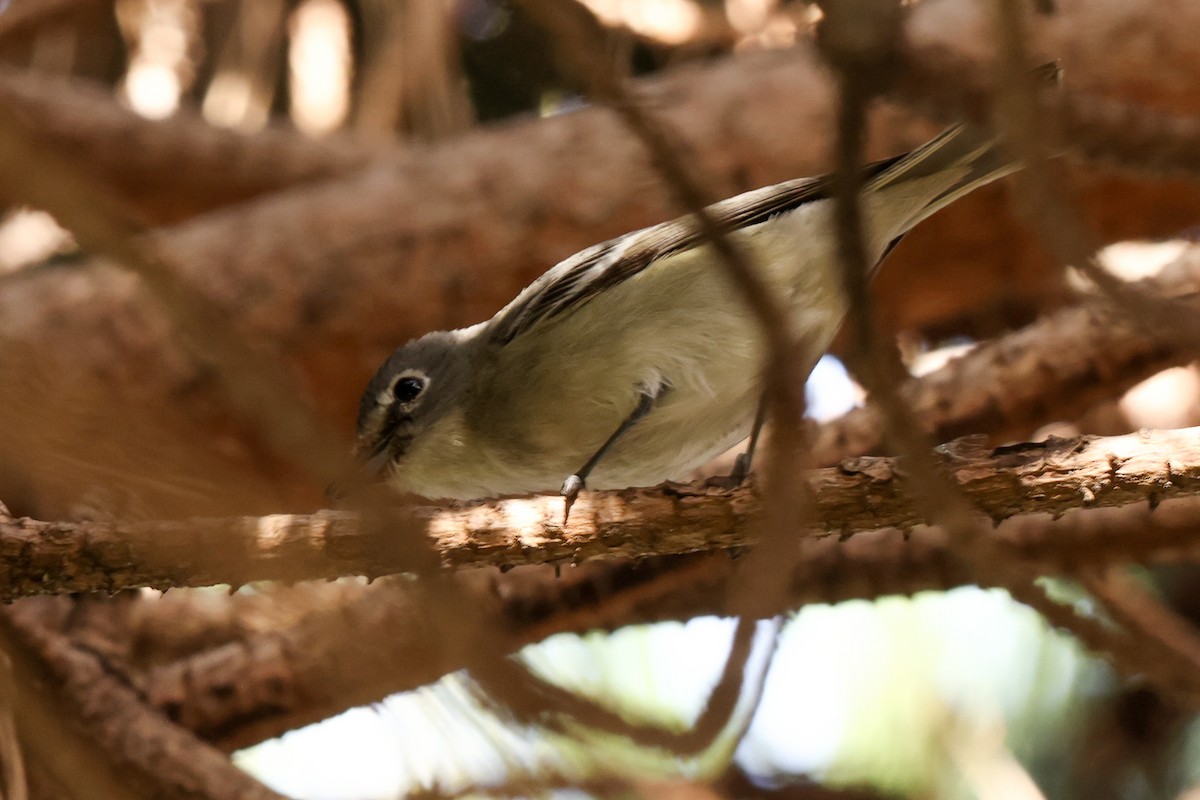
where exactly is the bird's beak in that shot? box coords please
[325,439,398,501]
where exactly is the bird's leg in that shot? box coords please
[708,396,767,489]
[561,385,661,522]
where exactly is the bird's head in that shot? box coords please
[336,330,477,495]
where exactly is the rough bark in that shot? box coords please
[147,495,1200,750]
[0,602,287,800]
[1,427,1200,599]
[6,0,1200,517]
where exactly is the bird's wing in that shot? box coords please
[484,158,901,346]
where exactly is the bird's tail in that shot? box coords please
[865,61,1061,242]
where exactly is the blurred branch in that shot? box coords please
[0,605,147,800]
[0,602,287,800]
[352,0,474,141]
[1059,92,1200,179]
[1009,568,1200,710]
[0,646,28,800]
[125,581,375,668]
[819,0,1030,618]
[812,255,1200,466]
[821,0,959,515]
[1005,577,1200,706]
[199,0,288,133]
[7,427,1200,597]
[0,67,377,225]
[145,570,523,750]
[147,550,920,749]
[991,0,1200,355]
[468,615,779,755]
[898,14,1200,179]
[1081,568,1200,704]
[0,82,354,488]
[0,0,108,39]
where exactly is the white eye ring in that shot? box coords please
[386,370,429,408]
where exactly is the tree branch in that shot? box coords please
[0,68,377,226]
[0,602,287,800]
[145,494,1200,749]
[2,427,1200,598]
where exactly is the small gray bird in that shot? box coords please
[352,122,1020,504]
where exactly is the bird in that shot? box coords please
[347,119,1025,507]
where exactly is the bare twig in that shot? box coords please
[1081,568,1200,700]
[817,0,991,562]
[468,615,780,756]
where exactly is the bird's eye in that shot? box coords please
[392,376,425,405]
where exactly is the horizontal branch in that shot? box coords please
[4,428,1200,599]
[149,494,1200,750]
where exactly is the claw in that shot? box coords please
[560,474,584,524]
[730,452,751,485]
[704,454,752,491]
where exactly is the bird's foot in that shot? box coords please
[560,474,585,524]
[704,452,752,490]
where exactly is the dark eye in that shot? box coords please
[392,376,425,405]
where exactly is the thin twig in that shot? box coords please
[817,0,992,561]
[468,615,780,756]
[1081,568,1200,698]
[1004,580,1200,704]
